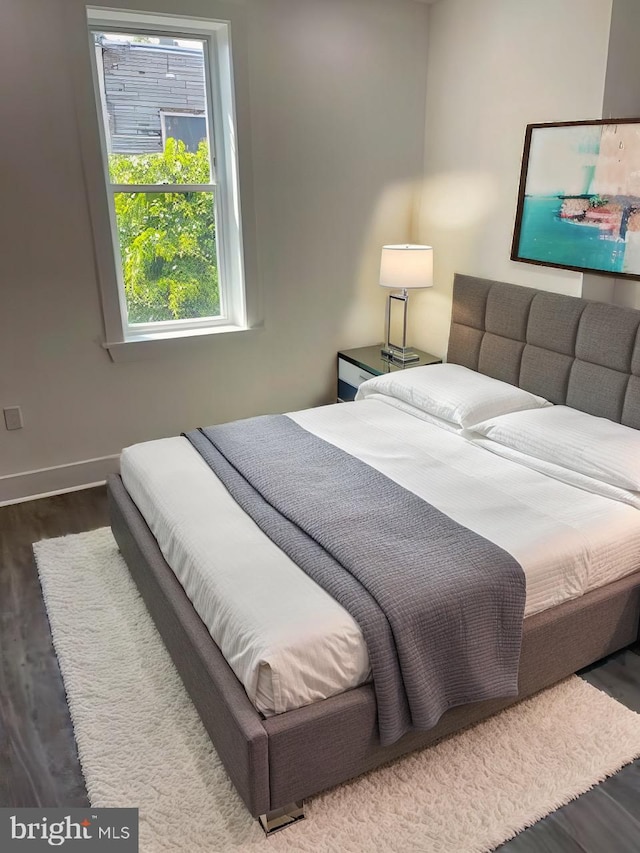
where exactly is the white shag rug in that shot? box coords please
[34,528,640,853]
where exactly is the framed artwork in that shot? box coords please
[511,119,640,280]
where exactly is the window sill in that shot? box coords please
[103,323,258,362]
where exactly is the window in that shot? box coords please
[87,8,246,344]
[160,112,207,153]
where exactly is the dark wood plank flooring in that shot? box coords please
[0,487,107,808]
[1,486,639,851]
[497,648,640,852]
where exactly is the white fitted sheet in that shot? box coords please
[120,399,640,716]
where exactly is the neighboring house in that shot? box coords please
[95,37,207,155]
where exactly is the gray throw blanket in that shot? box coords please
[186,415,526,746]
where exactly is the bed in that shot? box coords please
[108,274,640,833]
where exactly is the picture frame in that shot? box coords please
[511,118,640,280]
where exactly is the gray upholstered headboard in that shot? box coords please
[447,274,640,428]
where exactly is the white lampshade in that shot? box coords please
[379,244,433,290]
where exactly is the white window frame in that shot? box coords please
[86,7,247,347]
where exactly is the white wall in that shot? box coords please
[597,0,640,309]
[0,0,429,500]
[602,0,640,119]
[413,0,613,358]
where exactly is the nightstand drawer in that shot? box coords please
[337,358,376,403]
[338,358,376,390]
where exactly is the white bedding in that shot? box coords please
[120,398,640,717]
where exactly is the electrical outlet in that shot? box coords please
[4,406,23,431]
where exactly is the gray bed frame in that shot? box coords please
[108,274,640,831]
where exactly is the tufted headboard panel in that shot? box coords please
[447,274,640,428]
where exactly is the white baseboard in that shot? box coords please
[0,455,120,506]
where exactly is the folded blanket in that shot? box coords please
[186,414,525,746]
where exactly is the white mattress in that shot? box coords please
[120,398,640,717]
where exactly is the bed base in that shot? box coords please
[108,473,640,823]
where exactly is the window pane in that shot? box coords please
[113,191,219,324]
[161,113,207,153]
[92,32,212,184]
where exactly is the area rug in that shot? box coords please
[34,528,640,853]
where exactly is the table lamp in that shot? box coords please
[380,244,433,364]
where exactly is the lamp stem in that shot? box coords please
[401,287,408,352]
[381,288,420,364]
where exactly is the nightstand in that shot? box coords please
[337,345,441,403]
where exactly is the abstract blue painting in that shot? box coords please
[511,120,640,279]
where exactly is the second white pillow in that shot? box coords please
[471,405,640,492]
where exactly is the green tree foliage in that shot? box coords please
[110,138,218,324]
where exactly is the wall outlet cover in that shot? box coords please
[4,406,23,431]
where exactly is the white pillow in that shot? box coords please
[355,363,551,428]
[357,392,464,433]
[472,436,640,509]
[471,405,640,492]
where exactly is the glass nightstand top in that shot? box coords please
[338,345,441,377]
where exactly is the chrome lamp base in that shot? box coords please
[382,288,420,365]
[381,345,421,364]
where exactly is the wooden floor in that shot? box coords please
[0,487,107,808]
[1,486,639,851]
